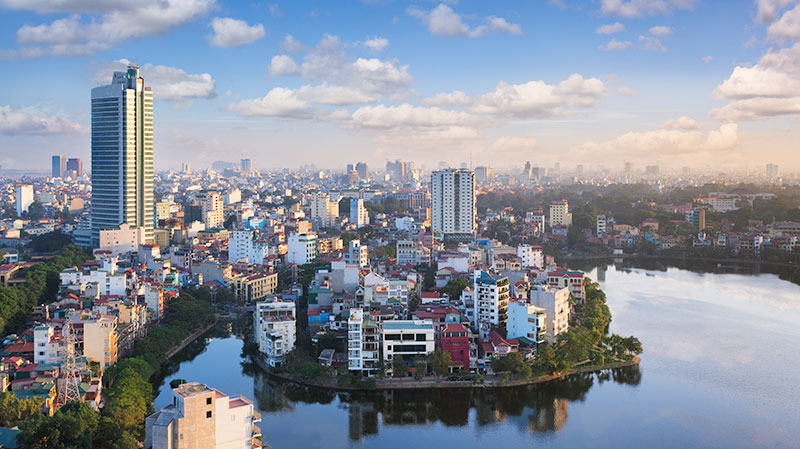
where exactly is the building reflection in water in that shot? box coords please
[250,365,641,441]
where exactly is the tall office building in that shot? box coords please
[51,155,66,178]
[355,162,369,180]
[91,64,153,245]
[766,163,779,181]
[241,158,252,175]
[66,158,83,177]
[431,168,476,241]
[201,191,224,229]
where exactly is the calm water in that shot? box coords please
[155,263,800,449]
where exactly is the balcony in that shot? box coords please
[252,424,262,437]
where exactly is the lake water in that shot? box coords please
[155,262,800,449]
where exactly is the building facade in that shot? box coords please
[431,169,476,241]
[472,270,510,339]
[254,300,296,366]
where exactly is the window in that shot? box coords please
[206,397,212,405]
[207,411,212,418]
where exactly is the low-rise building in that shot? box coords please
[381,320,434,376]
[254,300,296,367]
[232,271,278,302]
[440,322,470,372]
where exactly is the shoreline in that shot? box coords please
[253,356,640,391]
[559,253,798,268]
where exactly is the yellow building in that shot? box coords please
[232,271,278,302]
[549,200,572,228]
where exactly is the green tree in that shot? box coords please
[392,357,408,378]
[413,356,427,380]
[0,392,43,427]
[26,201,45,221]
[441,278,469,302]
[428,348,452,377]
[535,345,557,373]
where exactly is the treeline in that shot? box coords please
[13,288,216,447]
[0,244,86,337]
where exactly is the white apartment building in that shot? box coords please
[596,214,607,237]
[286,231,317,265]
[363,272,410,304]
[396,240,430,266]
[547,270,586,303]
[98,223,147,256]
[472,270,510,339]
[525,213,546,235]
[431,169,476,240]
[310,192,340,228]
[91,64,154,245]
[549,200,572,228]
[350,198,369,228]
[254,300,296,367]
[347,308,380,376]
[229,230,271,265]
[33,324,66,365]
[146,382,261,449]
[517,245,544,269]
[60,267,126,297]
[506,301,547,344]
[530,285,570,344]
[381,320,435,376]
[15,185,34,217]
[202,192,224,229]
[343,239,369,267]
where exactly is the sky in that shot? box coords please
[0,0,799,173]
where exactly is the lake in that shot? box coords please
[155,261,800,449]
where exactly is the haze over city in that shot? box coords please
[1,0,799,172]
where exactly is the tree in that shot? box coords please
[535,345,557,373]
[428,348,452,377]
[315,332,338,356]
[621,336,643,359]
[26,201,45,221]
[413,356,427,380]
[392,357,408,378]
[441,278,469,302]
[0,392,43,427]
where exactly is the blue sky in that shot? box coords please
[1,0,799,172]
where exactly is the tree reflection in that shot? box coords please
[249,366,642,441]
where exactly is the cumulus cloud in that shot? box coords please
[597,22,626,34]
[281,34,305,52]
[470,73,607,118]
[94,59,216,101]
[712,42,800,121]
[486,16,523,35]
[649,25,673,36]
[365,37,389,51]
[639,35,666,51]
[0,105,83,136]
[267,55,300,76]
[10,0,214,57]
[600,0,695,18]
[208,17,265,48]
[661,116,699,130]
[617,86,639,96]
[226,87,315,119]
[420,90,473,107]
[600,38,632,50]
[573,123,739,159]
[407,4,488,37]
[492,136,538,154]
[767,3,800,40]
[756,0,795,23]
[347,103,482,145]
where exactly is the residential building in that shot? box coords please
[475,166,495,184]
[254,300,296,366]
[201,191,224,229]
[549,200,572,228]
[81,315,119,368]
[472,270,510,339]
[530,285,570,344]
[98,223,146,256]
[516,245,544,269]
[506,300,547,345]
[596,214,607,237]
[286,231,317,265]
[350,198,369,228]
[145,382,261,449]
[440,322,470,372]
[232,272,278,302]
[347,308,380,376]
[689,208,706,232]
[547,270,585,303]
[396,240,430,266]
[431,168,476,241]
[309,192,339,228]
[91,64,154,246]
[343,239,369,267]
[229,230,270,265]
[15,185,33,217]
[381,320,435,376]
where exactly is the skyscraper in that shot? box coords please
[16,185,34,216]
[355,162,369,180]
[66,158,83,177]
[349,198,369,228]
[431,168,476,241]
[240,158,252,175]
[52,155,66,178]
[766,163,779,181]
[91,64,154,245]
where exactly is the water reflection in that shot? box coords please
[248,365,641,441]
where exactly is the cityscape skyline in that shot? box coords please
[1,1,800,171]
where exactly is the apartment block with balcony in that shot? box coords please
[347,308,381,376]
[472,270,510,339]
[254,300,296,367]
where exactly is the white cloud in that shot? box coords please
[649,25,673,36]
[420,90,473,107]
[600,0,695,18]
[269,3,283,18]
[712,42,800,121]
[0,105,83,136]
[639,35,666,51]
[767,3,800,40]
[756,0,795,23]
[208,17,266,48]
[600,38,632,50]
[365,37,389,52]
[470,73,607,118]
[573,123,739,159]
[267,55,300,76]
[295,84,379,105]
[486,16,523,35]
[226,87,315,119]
[703,55,713,62]
[12,0,215,57]
[661,116,699,130]
[94,59,216,101]
[596,22,626,34]
[492,136,538,153]
[617,86,639,96]
[281,34,305,52]
[407,4,488,37]
[347,103,482,145]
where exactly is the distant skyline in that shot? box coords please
[1,0,799,171]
